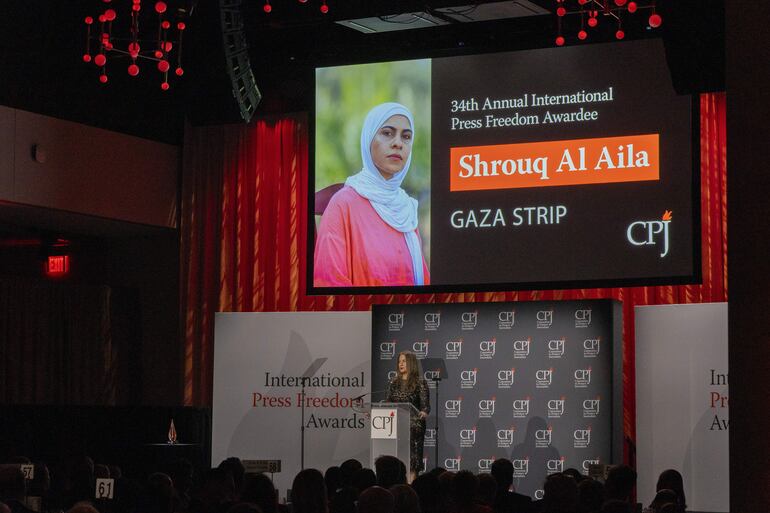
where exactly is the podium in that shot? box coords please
[368,402,418,471]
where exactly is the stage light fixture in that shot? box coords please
[219,0,262,123]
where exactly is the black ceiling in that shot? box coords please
[0,1,724,145]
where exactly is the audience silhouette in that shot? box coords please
[291,469,327,513]
[489,458,532,513]
[0,455,694,513]
[357,486,394,513]
[654,470,686,512]
[409,472,440,513]
[389,484,420,513]
[576,477,604,513]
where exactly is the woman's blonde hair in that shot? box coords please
[398,351,421,390]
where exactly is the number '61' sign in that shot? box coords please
[95,478,115,499]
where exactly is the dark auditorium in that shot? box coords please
[0,2,767,513]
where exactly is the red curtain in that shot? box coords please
[181,94,727,454]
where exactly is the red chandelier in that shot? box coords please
[554,0,662,46]
[262,0,330,15]
[83,0,189,89]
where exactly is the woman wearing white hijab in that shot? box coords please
[314,102,429,287]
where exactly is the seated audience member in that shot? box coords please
[291,469,327,513]
[28,463,51,497]
[144,472,175,513]
[655,470,686,512]
[542,473,578,513]
[389,484,420,513]
[66,502,100,513]
[375,457,405,489]
[657,504,679,513]
[241,474,278,513]
[352,469,377,494]
[63,456,96,509]
[226,504,263,513]
[397,462,408,486]
[190,468,236,513]
[357,486,394,513]
[437,472,455,513]
[0,501,10,513]
[476,475,496,509]
[409,472,440,513]
[600,500,631,513]
[325,467,344,498]
[340,461,363,488]
[110,464,139,513]
[26,463,51,513]
[603,466,636,505]
[167,458,194,511]
[562,469,584,484]
[576,478,604,513]
[0,466,35,513]
[93,465,110,481]
[489,459,532,513]
[648,490,678,513]
[329,486,358,513]
[451,470,492,513]
[107,466,122,481]
[219,458,246,501]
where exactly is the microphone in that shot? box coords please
[352,389,388,402]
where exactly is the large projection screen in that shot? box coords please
[310,39,698,294]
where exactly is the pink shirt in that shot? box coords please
[314,186,430,287]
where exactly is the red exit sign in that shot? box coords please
[46,255,70,275]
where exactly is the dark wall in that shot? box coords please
[108,235,182,406]
[0,229,181,406]
[0,405,211,480]
[0,2,186,144]
[727,4,770,513]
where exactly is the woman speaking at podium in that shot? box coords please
[386,350,431,481]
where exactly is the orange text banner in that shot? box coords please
[449,134,660,191]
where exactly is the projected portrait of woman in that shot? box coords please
[314,102,430,287]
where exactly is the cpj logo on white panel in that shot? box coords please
[370,408,397,439]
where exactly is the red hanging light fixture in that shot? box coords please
[262,0,331,15]
[578,7,587,40]
[554,0,662,46]
[82,0,190,89]
[588,10,599,27]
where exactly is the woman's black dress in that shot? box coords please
[386,378,431,472]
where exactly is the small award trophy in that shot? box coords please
[167,419,178,445]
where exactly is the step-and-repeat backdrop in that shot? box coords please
[371,300,623,498]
